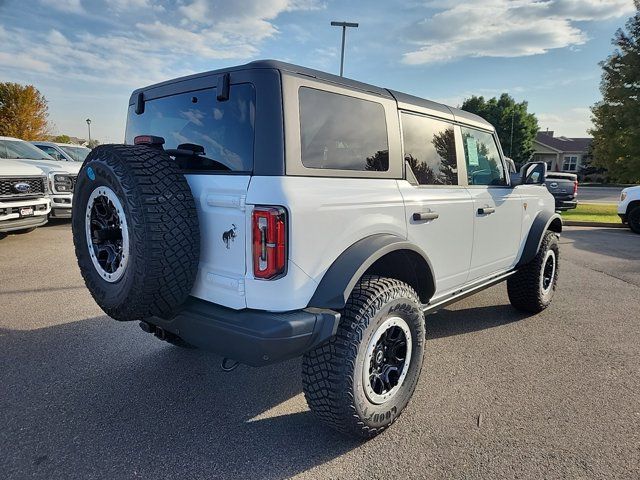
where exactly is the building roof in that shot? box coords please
[535,131,592,153]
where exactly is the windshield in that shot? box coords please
[59,145,91,162]
[0,139,55,161]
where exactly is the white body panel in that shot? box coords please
[619,186,640,215]
[187,173,555,312]
[396,181,474,295]
[467,187,524,280]
[186,174,250,310]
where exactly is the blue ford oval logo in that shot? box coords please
[13,182,30,193]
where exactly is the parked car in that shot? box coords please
[32,141,91,163]
[71,60,561,439]
[0,137,81,218]
[618,186,640,233]
[0,159,51,234]
[545,172,578,211]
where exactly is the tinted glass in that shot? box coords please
[36,145,64,160]
[299,87,388,171]
[401,113,457,185]
[460,127,506,186]
[126,83,255,172]
[59,145,90,162]
[0,140,54,161]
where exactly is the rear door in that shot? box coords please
[397,112,474,296]
[459,126,523,280]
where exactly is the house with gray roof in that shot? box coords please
[532,131,592,174]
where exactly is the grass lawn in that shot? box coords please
[561,203,621,224]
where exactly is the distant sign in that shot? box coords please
[466,136,479,167]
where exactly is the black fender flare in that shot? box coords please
[308,234,435,310]
[516,211,563,268]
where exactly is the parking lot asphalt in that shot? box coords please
[1,222,639,479]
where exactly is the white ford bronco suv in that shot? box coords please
[72,60,561,438]
[0,159,50,233]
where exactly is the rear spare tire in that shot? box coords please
[71,144,200,321]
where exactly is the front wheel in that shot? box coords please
[628,205,640,234]
[302,276,425,439]
[508,231,559,313]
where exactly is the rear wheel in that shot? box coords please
[508,231,559,313]
[302,276,425,439]
[71,144,200,321]
[628,205,640,234]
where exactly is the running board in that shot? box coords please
[422,270,516,314]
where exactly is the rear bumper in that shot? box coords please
[554,198,577,211]
[144,297,341,366]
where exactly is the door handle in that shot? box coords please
[413,211,439,221]
[478,206,496,215]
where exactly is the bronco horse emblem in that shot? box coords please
[222,224,238,249]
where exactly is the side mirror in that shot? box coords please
[518,161,547,185]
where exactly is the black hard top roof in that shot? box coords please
[130,59,492,129]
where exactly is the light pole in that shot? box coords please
[86,118,92,144]
[331,21,358,76]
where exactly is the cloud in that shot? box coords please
[40,0,84,14]
[402,0,636,65]
[0,0,322,88]
[537,107,593,136]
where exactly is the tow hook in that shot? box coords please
[221,358,240,372]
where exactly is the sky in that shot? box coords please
[0,0,636,143]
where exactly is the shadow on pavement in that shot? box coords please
[561,227,639,261]
[1,317,360,480]
[427,304,530,340]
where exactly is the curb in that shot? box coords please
[563,220,626,228]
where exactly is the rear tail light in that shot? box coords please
[252,206,287,280]
[574,180,578,196]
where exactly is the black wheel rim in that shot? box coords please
[364,317,412,404]
[541,250,556,293]
[85,186,129,282]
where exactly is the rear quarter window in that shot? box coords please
[125,83,255,172]
[298,87,389,172]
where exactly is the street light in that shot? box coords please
[86,118,92,144]
[330,21,359,77]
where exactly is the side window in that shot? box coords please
[401,113,457,185]
[299,87,389,171]
[39,146,63,160]
[461,127,506,186]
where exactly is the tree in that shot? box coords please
[590,2,640,183]
[52,135,72,144]
[461,93,539,167]
[0,83,50,140]
[87,139,101,149]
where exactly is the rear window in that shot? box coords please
[125,83,255,172]
[298,87,389,171]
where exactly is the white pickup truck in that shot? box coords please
[0,137,81,218]
[618,186,640,233]
[0,159,51,233]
